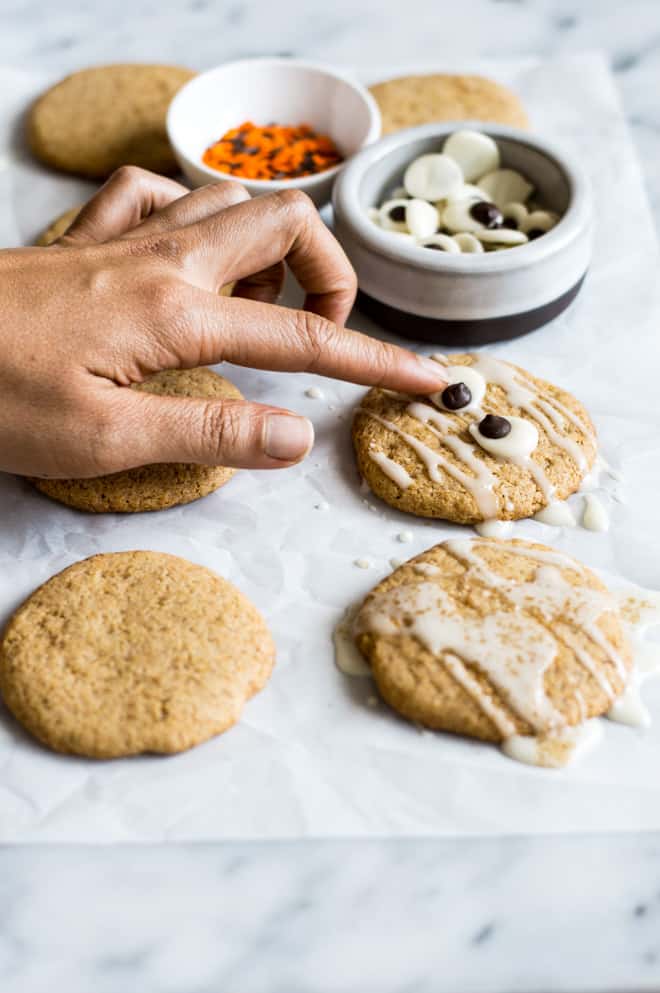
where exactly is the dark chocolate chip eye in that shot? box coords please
[478,414,511,439]
[502,217,518,230]
[388,205,406,222]
[441,382,472,410]
[469,201,504,229]
[424,243,449,250]
[527,228,545,240]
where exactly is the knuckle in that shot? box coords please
[200,401,237,462]
[83,404,125,474]
[370,342,400,384]
[222,180,250,204]
[294,310,338,369]
[111,164,146,189]
[274,187,314,216]
[140,276,182,318]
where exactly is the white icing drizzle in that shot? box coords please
[442,652,517,738]
[475,520,513,539]
[444,539,627,692]
[342,554,660,770]
[430,365,486,412]
[356,580,566,731]
[606,588,660,728]
[413,562,440,576]
[359,353,595,521]
[534,501,576,527]
[582,493,610,532]
[369,450,414,490]
[333,606,371,677]
[468,416,538,459]
[359,408,498,518]
[502,720,603,768]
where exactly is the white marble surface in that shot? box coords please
[2,0,660,990]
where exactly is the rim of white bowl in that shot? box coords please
[332,121,592,273]
[166,56,382,192]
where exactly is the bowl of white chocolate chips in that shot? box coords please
[332,122,592,344]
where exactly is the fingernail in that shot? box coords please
[417,355,449,386]
[263,414,315,462]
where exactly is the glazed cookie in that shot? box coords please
[32,367,241,513]
[0,551,275,758]
[28,64,194,178]
[353,537,631,747]
[35,204,81,246]
[353,353,596,524]
[369,74,529,135]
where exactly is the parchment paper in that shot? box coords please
[1,53,659,842]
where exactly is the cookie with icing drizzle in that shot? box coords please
[353,538,632,745]
[352,353,597,524]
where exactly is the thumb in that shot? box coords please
[119,392,315,470]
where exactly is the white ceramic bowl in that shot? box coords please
[332,122,593,344]
[166,57,381,206]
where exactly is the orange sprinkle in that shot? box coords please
[202,120,343,180]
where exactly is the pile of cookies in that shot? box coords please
[0,65,645,773]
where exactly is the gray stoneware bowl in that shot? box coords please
[332,122,593,345]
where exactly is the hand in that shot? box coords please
[0,166,447,478]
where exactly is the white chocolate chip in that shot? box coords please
[522,209,559,236]
[419,233,461,253]
[378,198,410,231]
[431,364,487,411]
[442,129,500,182]
[501,201,528,229]
[476,227,528,247]
[469,416,539,458]
[396,531,413,543]
[454,232,484,253]
[442,199,485,234]
[403,153,463,201]
[444,183,488,205]
[354,558,372,569]
[405,198,439,239]
[478,169,534,209]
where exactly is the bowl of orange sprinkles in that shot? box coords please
[202,121,343,182]
[166,57,381,205]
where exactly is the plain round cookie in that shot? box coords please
[35,204,81,246]
[369,74,529,135]
[32,368,241,513]
[28,64,195,178]
[354,538,631,743]
[353,353,596,524]
[0,551,275,758]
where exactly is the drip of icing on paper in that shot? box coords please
[606,588,660,727]
[582,493,610,532]
[534,501,577,527]
[502,721,603,768]
[333,606,371,677]
[475,520,513,539]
